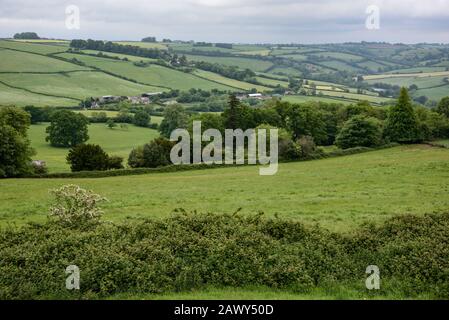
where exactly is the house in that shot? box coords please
[128,96,150,104]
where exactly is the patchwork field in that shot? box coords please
[2,145,449,233]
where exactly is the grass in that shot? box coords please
[185,54,273,72]
[0,82,77,107]
[109,285,433,300]
[56,52,235,91]
[28,123,160,173]
[2,145,449,232]
[193,69,270,91]
[282,95,355,104]
[0,72,163,101]
[0,49,89,72]
[0,39,67,55]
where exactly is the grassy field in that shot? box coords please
[2,145,449,232]
[0,49,89,72]
[0,71,162,101]
[0,39,67,54]
[56,52,235,91]
[185,54,273,72]
[193,70,270,91]
[28,123,159,173]
[282,95,356,104]
[0,82,77,107]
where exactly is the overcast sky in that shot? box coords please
[1,0,449,43]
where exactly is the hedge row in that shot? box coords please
[0,211,448,299]
[28,143,401,179]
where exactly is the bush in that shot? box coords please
[0,210,448,299]
[48,184,107,229]
[107,156,124,170]
[127,146,145,168]
[67,144,110,172]
[297,135,317,159]
[336,115,383,149]
[31,161,48,174]
[142,138,174,168]
[133,110,150,127]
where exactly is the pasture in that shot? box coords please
[28,123,159,173]
[2,145,449,233]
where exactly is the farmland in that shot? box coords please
[28,123,159,173]
[2,145,449,233]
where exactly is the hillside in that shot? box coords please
[2,145,449,232]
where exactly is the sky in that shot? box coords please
[1,0,449,44]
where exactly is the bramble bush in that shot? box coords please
[0,205,448,299]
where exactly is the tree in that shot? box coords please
[437,97,449,118]
[159,104,189,138]
[107,119,116,129]
[67,144,110,172]
[23,105,45,124]
[142,138,174,168]
[46,110,89,147]
[286,103,327,144]
[384,88,420,143]
[0,106,31,136]
[133,110,150,127]
[0,107,34,178]
[336,116,382,149]
[222,94,255,130]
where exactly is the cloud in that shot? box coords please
[0,0,448,43]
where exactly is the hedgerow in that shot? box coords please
[0,210,448,299]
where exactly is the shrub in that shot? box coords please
[0,211,448,299]
[133,110,150,127]
[48,184,107,229]
[67,144,110,172]
[142,138,174,168]
[127,146,145,168]
[31,160,48,174]
[336,116,383,149]
[107,156,124,170]
[297,135,317,159]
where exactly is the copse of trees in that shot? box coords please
[133,110,151,127]
[128,138,174,168]
[0,106,34,178]
[46,110,89,147]
[141,36,156,43]
[159,104,189,138]
[13,32,39,39]
[437,97,449,118]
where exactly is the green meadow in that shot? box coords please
[28,123,159,173]
[2,145,449,233]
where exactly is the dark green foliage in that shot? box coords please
[159,104,189,138]
[142,138,174,168]
[23,105,46,124]
[285,103,327,144]
[13,32,39,39]
[67,144,110,172]
[336,116,383,149]
[0,106,31,137]
[0,125,34,178]
[107,156,124,170]
[194,61,255,81]
[133,110,150,127]
[437,97,449,118]
[46,110,89,147]
[0,212,448,299]
[384,88,420,143]
[0,106,34,178]
[141,36,156,43]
